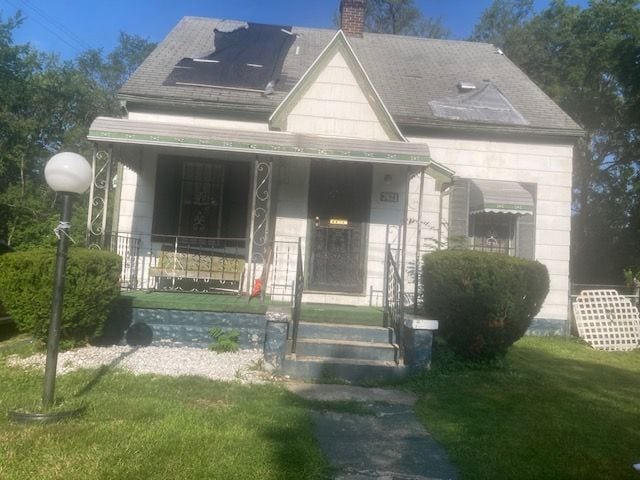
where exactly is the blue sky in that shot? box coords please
[0,0,589,59]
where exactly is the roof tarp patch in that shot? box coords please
[429,82,529,126]
[469,179,534,215]
[163,22,295,92]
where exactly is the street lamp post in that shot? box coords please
[42,152,92,408]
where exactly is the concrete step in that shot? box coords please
[283,355,406,383]
[296,322,394,344]
[291,338,398,363]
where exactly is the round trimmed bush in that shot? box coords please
[422,250,549,360]
[0,247,122,347]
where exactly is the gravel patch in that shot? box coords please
[6,344,270,384]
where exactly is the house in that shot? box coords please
[87,0,581,336]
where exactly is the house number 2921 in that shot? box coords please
[380,192,399,202]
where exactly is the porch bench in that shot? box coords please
[149,249,245,283]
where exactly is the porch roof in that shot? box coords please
[88,116,454,180]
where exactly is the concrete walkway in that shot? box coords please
[286,383,458,480]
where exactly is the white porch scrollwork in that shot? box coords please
[86,147,113,249]
[246,158,273,295]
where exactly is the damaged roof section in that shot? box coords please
[163,21,296,92]
[121,17,582,136]
[429,82,529,126]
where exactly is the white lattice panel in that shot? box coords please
[573,290,640,351]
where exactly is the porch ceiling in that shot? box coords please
[88,116,454,179]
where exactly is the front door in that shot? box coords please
[307,161,372,293]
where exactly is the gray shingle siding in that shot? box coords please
[120,16,581,135]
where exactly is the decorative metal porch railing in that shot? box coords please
[103,232,300,297]
[290,238,304,355]
[149,235,247,292]
[384,243,403,363]
[267,239,300,303]
[108,234,141,290]
[104,233,246,293]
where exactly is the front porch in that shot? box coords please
[85,113,451,380]
[111,290,436,381]
[86,115,452,304]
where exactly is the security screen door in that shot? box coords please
[307,161,371,293]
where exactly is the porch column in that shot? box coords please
[246,157,273,295]
[86,146,113,249]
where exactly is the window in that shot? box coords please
[152,156,250,239]
[469,212,515,255]
[448,178,536,259]
[179,161,225,237]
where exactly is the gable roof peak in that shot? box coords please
[269,30,404,141]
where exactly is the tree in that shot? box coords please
[77,32,156,115]
[0,13,99,246]
[0,12,39,194]
[472,0,640,283]
[364,0,450,37]
[470,0,534,46]
[0,12,155,249]
[334,0,450,38]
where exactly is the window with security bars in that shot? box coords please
[178,162,225,237]
[469,212,515,255]
[152,155,250,239]
[447,179,536,260]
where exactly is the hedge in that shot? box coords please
[0,242,12,318]
[422,250,549,360]
[0,248,122,347]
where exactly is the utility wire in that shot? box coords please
[20,0,94,51]
[1,0,93,55]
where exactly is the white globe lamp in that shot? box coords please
[44,152,92,194]
[42,151,92,409]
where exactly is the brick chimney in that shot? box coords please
[340,0,366,37]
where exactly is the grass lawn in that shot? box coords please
[405,336,640,480]
[119,291,270,314]
[298,303,383,327]
[119,292,384,326]
[0,341,330,480]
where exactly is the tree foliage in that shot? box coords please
[470,0,533,47]
[472,0,640,283]
[77,32,156,113]
[364,0,450,37]
[334,0,450,38]
[0,12,155,249]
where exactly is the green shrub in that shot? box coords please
[422,250,549,360]
[208,327,240,353]
[0,242,12,318]
[0,248,122,347]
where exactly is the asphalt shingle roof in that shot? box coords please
[120,16,581,135]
